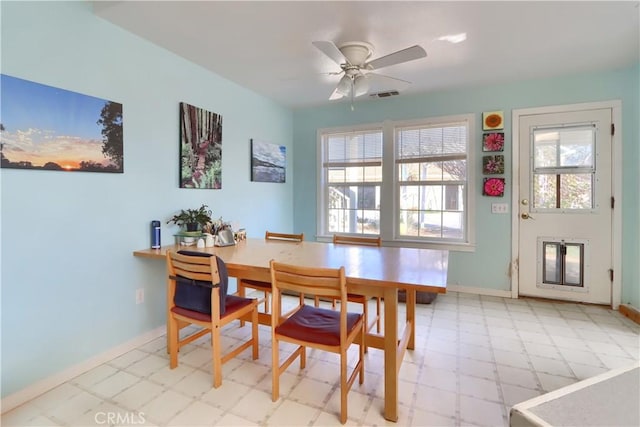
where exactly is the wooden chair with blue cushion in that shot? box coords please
[270,260,364,424]
[166,250,259,388]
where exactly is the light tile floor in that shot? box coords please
[3,292,639,426]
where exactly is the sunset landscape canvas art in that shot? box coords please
[0,74,123,173]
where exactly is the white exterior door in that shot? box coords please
[517,108,613,304]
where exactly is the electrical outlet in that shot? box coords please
[136,288,144,304]
[491,203,509,214]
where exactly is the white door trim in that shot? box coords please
[511,100,622,308]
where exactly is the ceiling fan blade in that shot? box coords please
[365,45,426,70]
[313,41,349,66]
[365,72,412,93]
[367,72,411,85]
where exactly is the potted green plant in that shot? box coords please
[167,204,212,232]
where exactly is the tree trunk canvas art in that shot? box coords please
[0,74,123,173]
[179,102,222,189]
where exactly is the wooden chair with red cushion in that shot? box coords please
[314,234,382,351]
[270,260,364,424]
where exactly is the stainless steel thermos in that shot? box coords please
[151,220,161,249]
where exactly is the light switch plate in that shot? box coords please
[491,203,509,214]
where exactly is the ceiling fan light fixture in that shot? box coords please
[336,74,352,96]
[329,88,344,100]
[353,75,369,97]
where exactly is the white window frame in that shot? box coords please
[392,115,475,248]
[316,123,384,238]
[317,114,475,251]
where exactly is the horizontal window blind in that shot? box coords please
[325,131,382,166]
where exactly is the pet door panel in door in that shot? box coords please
[538,238,587,291]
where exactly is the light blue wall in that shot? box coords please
[0,1,293,397]
[293,65,640,305]
[2,0,638,402]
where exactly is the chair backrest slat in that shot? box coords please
[171,260,219,281]
[170,259,219,281]
[333,235,381,247]
[270,261,345,300]
[276,281,342,299]
[265,231,304,242]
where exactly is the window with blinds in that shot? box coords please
[396,122,468,241]
[322,130,383,235]
[317,114,474,247]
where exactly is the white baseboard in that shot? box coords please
[447,284,513,299]
[1,326,165,414]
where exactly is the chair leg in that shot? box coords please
[251,306,259,360]
[359,325,365,385]
[168,315,178,369]
[238,281,247,327]
[272,337,279,402]
[314,296,320,307]
[263,291,270,312]
[212,326,222,388]
[375,297,381,333]
[340,350,348,424]
[362,301,369,353]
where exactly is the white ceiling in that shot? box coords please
[93,1,640,109]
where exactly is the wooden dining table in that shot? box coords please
[133,238,448,422]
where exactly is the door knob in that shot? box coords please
[521,213,534,220]
[521,199,529,205]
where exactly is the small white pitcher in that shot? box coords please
[204,233,215,247]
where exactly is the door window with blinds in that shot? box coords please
[321,129,382,235]
[396,122,469,242]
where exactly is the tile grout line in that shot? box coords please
[483,296,511,426]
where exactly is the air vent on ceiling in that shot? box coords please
[369,90,400,98]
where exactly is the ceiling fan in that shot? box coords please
[312,40,427,102]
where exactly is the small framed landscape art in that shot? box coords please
[483,177,505,197]
[251,139,286,183]
[482,132,505,152]
[483,155,505,175]
[0,74,123,173]
[179,102,222,189]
